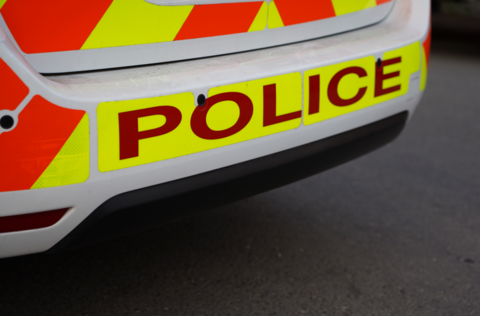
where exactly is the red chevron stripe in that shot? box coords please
[1,0,114,54]
[0,96,85,192]
[274,0,336,26]
[175,2,263,41]
[0,59,29,111]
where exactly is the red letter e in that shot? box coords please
[375,57,402,97]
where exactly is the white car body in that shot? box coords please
[0,0,430,258]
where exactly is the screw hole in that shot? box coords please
[0,115,14,130]
[376,58,382,68]
[197,94,206,106]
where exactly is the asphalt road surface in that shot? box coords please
[1,39,480,316]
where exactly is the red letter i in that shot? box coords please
[309,75,320,115]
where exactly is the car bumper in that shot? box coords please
[51,111,408,251]
[0,0,430,258]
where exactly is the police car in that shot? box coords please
[0,0,431,258]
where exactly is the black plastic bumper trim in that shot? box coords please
[50,111,408,252]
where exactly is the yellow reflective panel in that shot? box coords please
[208,72,302,143]
[31,114,90,189]
[248,2,268,32]
[267,1,285,29]
[304,42,420,125]
[331,0,376,16]
[81,0,193,50]
[304,56,375,125]
[97,42,421,172]
[98,73,301,172]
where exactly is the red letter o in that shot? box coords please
[191,92,253,140]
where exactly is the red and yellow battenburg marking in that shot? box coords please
[1,0,390,54]
[0,60,89,192]
[174,2,266,40]
[268,0,391,28]
[0,59,29,111]
[268,0,336,28]
[0,0,114,54]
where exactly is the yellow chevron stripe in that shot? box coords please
[267,1,284,29]
[331,0,377,16]
[81,0,193,50]
[80,0,384,50]
[248,2,268,32]
[31,114,90,189]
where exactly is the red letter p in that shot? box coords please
[119,106,182,160]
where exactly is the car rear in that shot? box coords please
[0,0,431,258]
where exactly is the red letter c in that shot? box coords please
[328,67,368,107]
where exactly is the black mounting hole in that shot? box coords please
[376,58,382,68]
[0,115,14,130]
[197,94,206,106]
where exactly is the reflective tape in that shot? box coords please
[304,42,420,125]
[98,72,302,172]
[98,41,419,172]
[30,114,90,190]
[269,0,390,28]
[0,58,28,111]
[1,0,392,54]
[268,0,336,28]
[0,59,89,193]
[331,0,376,16]
[81,0,193,50]
[1,0,114,54]
[173,2,264,40]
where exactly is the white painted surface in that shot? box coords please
[0,0,430,258]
